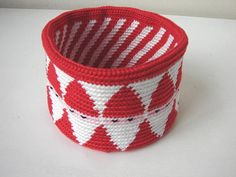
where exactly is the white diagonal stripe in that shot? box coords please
[88,19,126,66]
[126,27,166,67]
[62,21,82,56]
[79,18,111,64]
[59,24,68,52]
[147,34,174,62]
[55,30,61,47]
[111,26,153,68]
[98,20,140,68]
[70,20,97,60]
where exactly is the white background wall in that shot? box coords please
[0,0,236,19]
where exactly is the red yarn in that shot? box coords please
[64,81,99,117]
[55,110,78,143]
[103,87,144,118]
[47,63,62,97]
[127,120,159,151]
[42,6,188,152]
[83,125,118,152]
[148,73,175,111]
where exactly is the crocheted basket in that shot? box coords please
[41,6,188,152]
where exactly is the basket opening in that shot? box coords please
[51,14,179,69]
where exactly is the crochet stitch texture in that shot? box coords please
[42,6,188,152]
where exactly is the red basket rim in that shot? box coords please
[42,6,188,84]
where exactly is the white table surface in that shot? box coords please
[0,8,236,177]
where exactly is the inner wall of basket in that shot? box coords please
[52,16,179,68]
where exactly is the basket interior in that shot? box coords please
[50,10,180,69]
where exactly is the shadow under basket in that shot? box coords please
[42,6,188,152]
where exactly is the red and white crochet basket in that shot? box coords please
[42,6,188,152]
